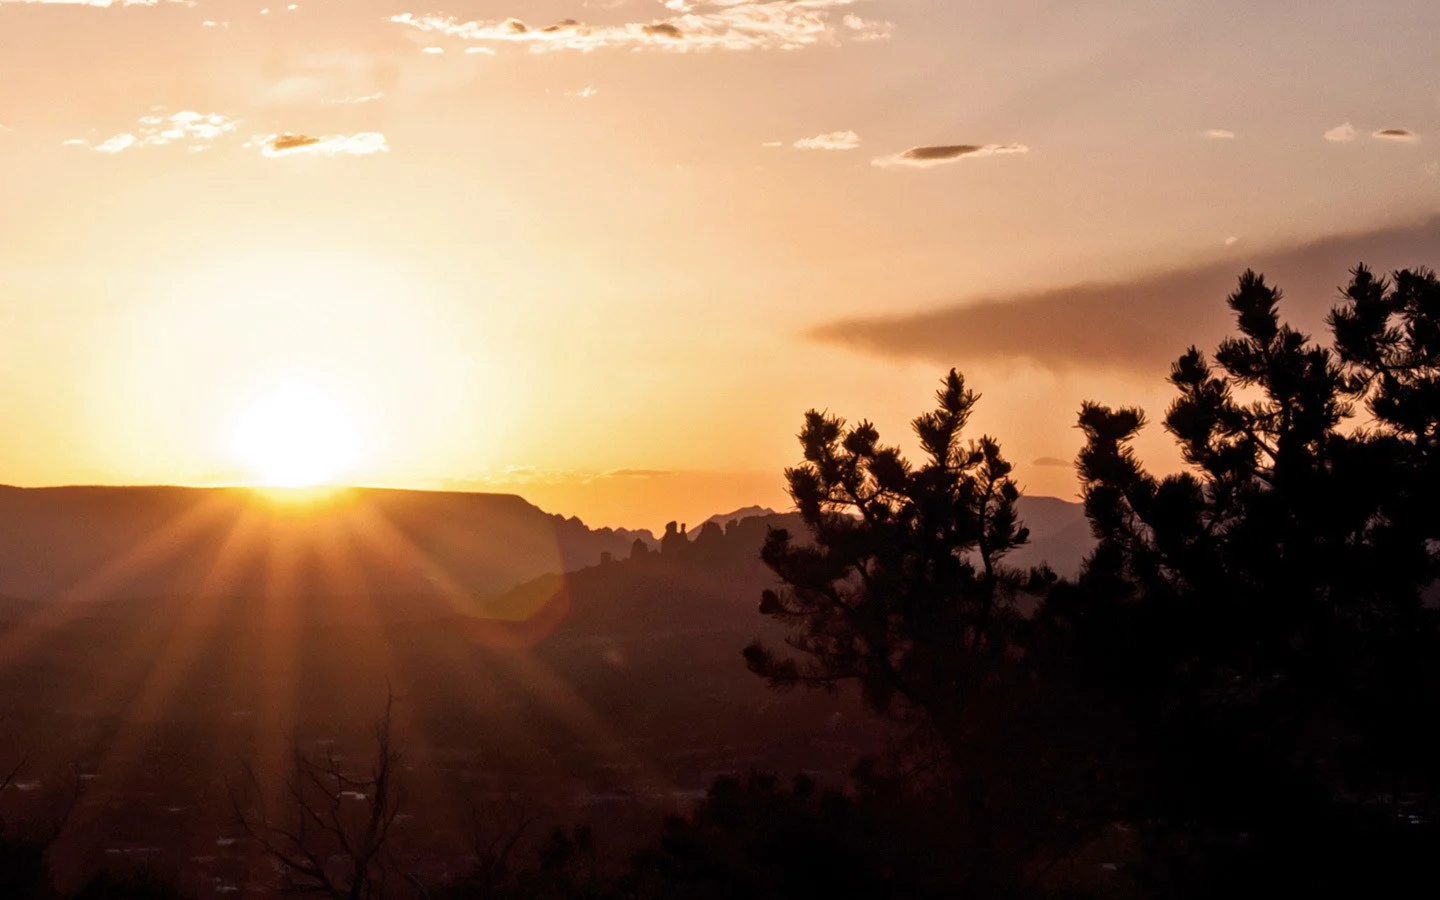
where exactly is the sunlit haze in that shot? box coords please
[2,0,1438,529]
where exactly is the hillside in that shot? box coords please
[0,511,879,894]
[1009,495,1093,577]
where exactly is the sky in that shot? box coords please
[1,0,1438,531]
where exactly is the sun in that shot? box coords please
[229,381,362,488]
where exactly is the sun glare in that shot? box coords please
[229,382,361,488]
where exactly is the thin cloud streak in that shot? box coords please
[871,143,1029,169]
[793,130,859,151]
[1032,457,1071,468]
[251,132,390,157]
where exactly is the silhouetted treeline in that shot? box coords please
[3,264,1438,897]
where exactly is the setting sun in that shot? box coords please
[229,381,361,488]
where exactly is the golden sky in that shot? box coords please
[1,0,1438,530]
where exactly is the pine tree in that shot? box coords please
[1061,266,1440,893]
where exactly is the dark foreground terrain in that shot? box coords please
[0,487,1089,895]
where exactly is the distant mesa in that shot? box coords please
[0,485,652,603]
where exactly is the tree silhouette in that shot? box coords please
[742,371,1106,893]
[0,752,87,900]
[0,755,53,900]
[1059,266,1440,893]
[744,370,1031,750]
[231,695,407,900]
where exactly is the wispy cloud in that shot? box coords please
[68,113,388,160]
[250,132,390,158]
[871,143,1029,169]
[441,466,675,486]
[1325,122,1357,142]
[793,130,859,151]
[0,0,193,6]
[841,12,892,41]
[389,0,889,54]
[1372,128,1419,142]
[72,110,240,153]
[808,217,1440,373]
[323,93,386,106]
[260,51,398,107]
[1201,129,1235,140]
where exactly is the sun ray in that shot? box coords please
[306,509,470,826]
[0,492,233,670]
[340,499,675,795]
[62,506,267,847]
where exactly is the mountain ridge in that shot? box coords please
[0,486,1090,604]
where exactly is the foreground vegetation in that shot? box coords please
[4,264,1438,897]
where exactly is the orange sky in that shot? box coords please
[1,0,1438,530]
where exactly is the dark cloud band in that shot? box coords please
[809,218,1440,373]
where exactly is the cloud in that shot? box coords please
[93,133,138,153]
[389,0,889,54]
[70,114,388,160]
[439,466,677,487]
[239,48,405,107]
[323,93,386,106]
[1201,129,1235,140]
[0,0,191,6]
[1325,122,1357,142]
[73,110,240,153]
[793,130,859,151]
[841,12,892,40]
[1032,457,1070,468]
[251,132,390,157]
[871,143,1029,169]
[807,217,1440,374]
[1372,128,1419,142]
